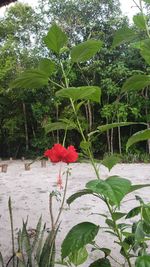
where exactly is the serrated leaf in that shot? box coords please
[61,222,99,259]
[97,122,138,133]
[140,39,150,65]
[122,75,150,92]
[38,58,55,75]
[102,154,121,171]
[136,255,150,267]
[10,69,49,89]
[133,14,146,30]
[56,86,101,103]
[112,27,136,49]
[71,40,103,63]
[126,129,150,150]
[43,24,68,54]
[89,258,111,267]
[67,189,93,205]
[126,206,141,219]
[69,247,88,266]
[86,176,131,206]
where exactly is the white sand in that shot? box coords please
[0,160,150,266]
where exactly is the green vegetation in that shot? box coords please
[0,0,148,159]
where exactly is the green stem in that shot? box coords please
[62,128,67,146]
[8,197,15,267]
[54,168,70,228]
[49,78,64,89]
[70,98,100,179]
[139,0,150,37]
[105,199,132,267]
[60,60,100,179]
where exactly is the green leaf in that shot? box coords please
[140,39,150,65]
[126,206,141,219]
[133,14,146,30]
[80,140,91,155]
[135,221,145,242]
[136,255,150,267]
[38,58,55,75]
[105,219,115,228]
[142,204,150,224]
[126,129,150,150]
[86,176,131,206]
[97,122,138,133]
[112,27,136,49]
[89,258,111,267]
[129,184,150,193]
[0,252,4,267]
[10,69,49,89]
[22,222,32,266]
[36,223,46,263]
[94,248,111,258]
[32,216,42,250]
[71,40,103,63]
[122,75,150,92]
[143,0,150,4]
[39,230,53,267]
[67,189,93,205]
[112,212,126,221]
[61,222,99,259]
[44,121,77,134]
[43,24,68,54]
[56,86,101,103]
[68,247,88,266]
[102,154,121,171]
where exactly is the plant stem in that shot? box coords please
[8,197,15,267]
[139,0,150,37]
[49,193,55,230]
[62,128,67,146]
[105,199,132,267]
[60,60,100,179]
[54,168,70,228]
[70,98,100,179]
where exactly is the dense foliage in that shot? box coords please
[0,0,150,159]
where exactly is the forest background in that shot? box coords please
[0,0,150,161]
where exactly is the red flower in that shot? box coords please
[44,144,66,163]
[63,145,78,163]
[44,144,78,163]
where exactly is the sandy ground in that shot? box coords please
[0,160,150,266]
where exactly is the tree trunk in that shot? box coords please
[110,128,113,154]
[117,117,122,154]
[22,102,29,152]
[106,117,111,153]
